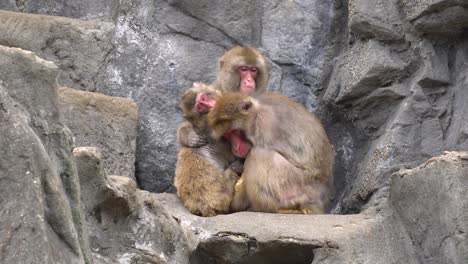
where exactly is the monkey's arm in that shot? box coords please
[176,121,208,148]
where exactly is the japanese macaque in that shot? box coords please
[207,92,335,214]
[174,83,251,217]
[213,46,269,94]
[177,46,269,148]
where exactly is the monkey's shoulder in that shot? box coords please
[177,143,232,171]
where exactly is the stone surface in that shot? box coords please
[0,10,114,91]
[154,193,418,264]
[0,45,90,263]
[400,0,464,21]
[59,87,138,179]
[413,6,468,35]
[326,39,407,103]
[13,0,119,21]
[74,147,193,264]
[349,0,403,41]
[391,151,468,264]
[417,40,450,88]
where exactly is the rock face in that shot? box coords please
[58,87,138,179]
[0,10,114,91]
[74,147,192,264]
[1,1,468,263]
[0,45,90,264]
[391,152,468,264]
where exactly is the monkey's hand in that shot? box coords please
[234,177,244,192]
[229,160,244,175]
[177,122,208,148]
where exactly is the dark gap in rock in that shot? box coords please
[190,236,316,264]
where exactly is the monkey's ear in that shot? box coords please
[239,100,252,112]
[219,58,224,69]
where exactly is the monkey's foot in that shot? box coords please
[277,206,322,215]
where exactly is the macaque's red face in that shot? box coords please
[195,92,217,113]
[239,65,258,94]
[224,129,251,158]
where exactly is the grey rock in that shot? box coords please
[445,41,468,151]
[74,147,193,264]
[0,10,114,91]
[59,87,138,179]
[326,39,407,103]
[0,45,90,263]
[166,0,260,45]
[399,0,464,21]
[95,1,229,192]
[417,40,450,88]
[6,0,119,21]
[349,0,403,41]
[154,193,418,264]
[413,5,468,35]
[0,0,17,11]
[391,151,468,264]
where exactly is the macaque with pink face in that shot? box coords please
[175,83,246,217]
[177,46,269,151]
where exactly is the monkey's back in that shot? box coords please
[253,93,334,194]
[174,145,238,217]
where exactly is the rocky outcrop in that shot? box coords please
[153,152,466,264]
[74,147,192,264]
[391,152,468,264]
[0,10,113,91]
[1,1,468,263]
[59,87,138,179]
[0,45,90,264]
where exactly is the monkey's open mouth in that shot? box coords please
[224,129,252,158]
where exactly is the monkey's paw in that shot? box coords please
[187,131,208,148]
[234,177,244,192]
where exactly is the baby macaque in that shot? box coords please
[174,83,251,216]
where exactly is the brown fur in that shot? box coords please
[174,83,240,217]
[177,46,268,147]
[208,92,334,214]
[213,46,269,94]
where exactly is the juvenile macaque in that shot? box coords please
[178,46,269,148]
[174,83,251,217]
[207,92,335,214]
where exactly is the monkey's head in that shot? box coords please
[207,92,255,140]
[217,46,269,95]
[179,83,222,132]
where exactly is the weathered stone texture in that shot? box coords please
[326,40,406,103]
[391,152,468,264]
[349,0,403,41]
[0,45,90,264]
[0,10,114,91]
[59,87,138,179]
[74,147,193,264]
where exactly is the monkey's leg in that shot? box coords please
[277,207,322,215]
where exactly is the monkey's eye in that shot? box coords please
[239,66,249,72]
[250,67,258,73]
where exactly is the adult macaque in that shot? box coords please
[174,83,251,217]
[213,46,269,94]
[177,46,269,148]
[207,92,335,214]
